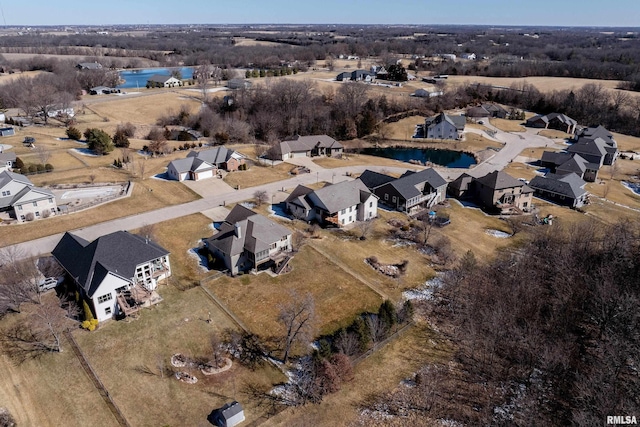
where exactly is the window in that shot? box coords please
[33,201,38,207]
[349,216,352,222]
[20,215,25,221]
[341,209,345,215]
[1,190,9,196]
[105,307,112,316]
[270,242,277,249]
[48,198,53,203]
[341,219,345,225]
[523,202,528,208]
[35,211,40,217]
[369,201,373,208]
[17,205,22,211]
[392,196,397,203]
[349,206,352,212]
[384,194,389,200]
[97,294,113,304]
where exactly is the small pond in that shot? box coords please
[117,67,194,89]
[359,147,476,168]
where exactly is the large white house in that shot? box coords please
[52,231,171,322]
[285,179,378,227]
[167,147,246,181]
[271,134,343,161]
[424,112,466,140]
[0,170,57,222]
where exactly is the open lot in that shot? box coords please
[490,118,525,132]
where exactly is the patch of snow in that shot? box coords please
[240,202,256,209]
[187,247,209,272]
[386,238,416,247]
[71,148,99,157]
[622,181,640,195]
[403,275,444,301]
[485,229,512,238]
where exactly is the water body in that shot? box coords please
[117,67,194,89]
[361,147,476,168]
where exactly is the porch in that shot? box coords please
[116,284,163,317]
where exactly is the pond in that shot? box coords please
[117,67,194,89]
[360,147,476,168]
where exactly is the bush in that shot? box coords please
[118,122,136,137]
[45,163,54,171]
[82,300,95,321]
[81,319,98,331]
[28,164,37,173]
[36,163,45,172]
[13,157,24,169]
[25,212,34,221]
[66,126,82,140]
[84,128,114,155]
[113,129,130,148]
[42,209,50,218]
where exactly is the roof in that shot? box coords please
[386,168,447,199]
[284,185,314,210]
[540,151,573,167]
[207,205,291,257]
[168,157,196,174]
[0,152,16,162]
[526,115,549,125]
[449,172,474,192]
[147,74,176,83]
[475,170,526,191]
[0,171,35,208]
[567,138,608,157]
[187,147,233,165]
[425,113,465,131]
[52,231,169,298]
[358,170,396,190]
[10,186,55,206]
[220,401,243,420]
[278,135,343,155]
[307,179,374,214]
[577,125,614,143]
[529,173,587,200]
[546,112,577,126]
[466,106,490,117]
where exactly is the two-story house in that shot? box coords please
[424,113,466,140]
[450,170,534,214]
[0,170,57,222]
[52,231,171,322]
[205,205,292,276]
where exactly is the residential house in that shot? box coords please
[461,53,477,60]
[210,401,245,427]
[359,168,447,213]
[413,88,443,98]
[205,205,292,275]
[146,74,182,88]
[526,113,577,134]
[272,135,343,161]
[0,151,16,172]
[167,147,246,181]
[76,62,103,70]
[336,72,352,81]
[89,86,116,95]
[528,173,588,208]
[482,103,508,119]
[450,171,533,213]
[227,79,252,90]
[424,112,465,140]
[335,70,375,82]
[285,179,378,227]
[0,170,57,222]
[570,125,618,165]
[0,127,15,137]
[371,65,388,79]
[540,151,599,182]
[52,231,171,322]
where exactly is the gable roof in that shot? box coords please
[567,138,608,157]
[168,157,196,174]
[278,135,343,155]
[187,146,234,165]
[426,113,465,131]
[220,401,243,420]
[0,152,16,163]
[449,172,474,193]
[10,186,55,206]
[307,179,373,214]
[207,205,291,257]
[0,170,33,188]
[0,171,36,208]
[577,125,614,143]
[358,170,396,190]
[546,112,577,126]
[147,74,176,83]
[52,231,169,298]
[284,185,314,210]
[384,168,448,199]
[529,173,587,200]
[475,170,526,191]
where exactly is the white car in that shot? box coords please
[38,277,60,292]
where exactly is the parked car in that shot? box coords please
[23,136,35,146]
[38,277,61,292]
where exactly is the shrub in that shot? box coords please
[113,129,130,148]
[42,209,50,218]
[84,128,114,155]
[28,164,37,173]
[36,163,45,172]
[118,122,136,137]
[66,126,82,140]
[82,300,95,321]
[25,212,34,221]
[13,157,24,169]
[45,163,54,171]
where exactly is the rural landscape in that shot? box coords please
[0,16,639,427]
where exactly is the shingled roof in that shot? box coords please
[358,170,396,190]
[306,179,373,214]
[475,170,531,191]
[52,231,169,298]
[529,173,587,200]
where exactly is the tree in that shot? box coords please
[66,126,82,140]
[277,291,316,363]
[84,128,114,155]
[386,64,408,82]
[0,248,40,315]
[0,407,16,427]
[253,190,268,206]
[113,129,130,148]
[210,332,226,369]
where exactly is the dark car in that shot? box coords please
[23,136,35,144]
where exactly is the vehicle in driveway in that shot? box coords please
[38,277,62,292]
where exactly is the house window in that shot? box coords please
[281,236,288,241]
[17,205,22,211]
[384,194,389,200]
[341,219,345,225]
[349,206,353,212]
[1,190,9,196]
[369,201,373,208]
[523,202,528,208]
[20,215,25,221]
[33,201,38,207]
[105,307,112,316]
[270,242,277,249]
[341,209,345,215]
[97,294,113,304]
[49,198,53,203]
[35,211,40,217]
[392,196,397,203]
[349,216,352,222]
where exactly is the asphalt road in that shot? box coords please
[3,125,556,260]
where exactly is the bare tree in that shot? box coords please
[210,332,226,369]
[253,190,268,206]
[357,218,376,240]
[136,223,157,242]
[89,174,96,184]
[277,291,316,363]
[34,145,51,165]
[195,62,213,101]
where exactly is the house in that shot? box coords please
[526,113,577,134]
[167,147,246,181]
[51,231,171,322]
[336,72,352,81]
[450,171,533,214]
[0,127,15,137]
[359,168,447,213]
[528,173,588,208]
[210,401,245,427]
[146,74,182,88]
[0,170,57,222]
[227,79,252,90]
[424,112,465,140]
[77,61,103,70]
[89,86,115,95]
[285,179,378,227]
[335,70,375,82]
[205,205,292,275]
[0,151,16,172]
[371,65,388,79]
[570,125,618,165]
[482,103,508,119]
[461,53,477,60]
[272,135,343,161]
[540,151,599,182]
[413,88,443,98]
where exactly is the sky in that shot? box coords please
[2,0,639,27]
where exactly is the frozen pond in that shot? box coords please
[60,186,120,200]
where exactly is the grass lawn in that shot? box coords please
[0,179,200,247]
[74,284,285,427]
[613,132,640,152]
[223,162,292,189]
[263,321,451,427]
[502,162,540,181]
[381,116,425,141]
[538,129,572,139]
[0,295,118,427]
[206,244,383,339]
[490,118,525,132]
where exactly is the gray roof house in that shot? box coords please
[210,401,245,427]
[570,125,618,165]
[0,170,57,223]
[567,137,610,167]
[540,151,599,182]
[526,113,577,134]
[227,79,252,90]
[529,172,588,208]
[52,231,171,322]
[450,171,534,214]
[205,205,292,276]
[167,147,246,181]
[0,151,16,172]
[424,113,465,140]
[273,135,343,161]
[0,127,15,137]
[77,61,103,70]
[285,179,378,227]
[360,168,448,213]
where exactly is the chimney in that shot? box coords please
[234,223,242,239]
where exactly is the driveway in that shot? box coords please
[283,156,325,173]
[181,176,235,198]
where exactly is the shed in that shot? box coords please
[0,127,15,137]
[209,401,245,427]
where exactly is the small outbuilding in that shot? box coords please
[209,401,245,427]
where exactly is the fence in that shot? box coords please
[351,321,415,366]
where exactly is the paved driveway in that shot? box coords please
[182,176,235,198]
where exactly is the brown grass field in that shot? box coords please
[223,162,292,189]
[312,152,420,169]
[502,162,540,182]
[208,244,383,338]
[538,129,573,139]
[490,118,525,132]
[446,75,630,95]
[613,132,640,152]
